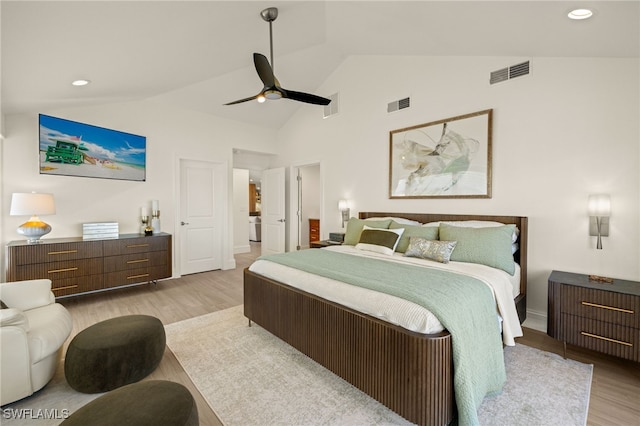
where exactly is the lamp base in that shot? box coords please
[17,217,51,244]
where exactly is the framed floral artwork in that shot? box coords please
[389,109,492,198]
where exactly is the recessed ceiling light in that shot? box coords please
[71,79,91,86]
[568,9,593,20]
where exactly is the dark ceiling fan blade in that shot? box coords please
[283,89,331,106]
[253,53,275,88]
[224,94,261,105]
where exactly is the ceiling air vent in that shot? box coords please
[387,97,410,113]
[490,61,531,85]
[323,93,339,119]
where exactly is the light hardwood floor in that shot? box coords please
[56,243,639,426]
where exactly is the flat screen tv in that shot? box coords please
[39,114,146,182]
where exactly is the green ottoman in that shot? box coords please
[61,380,198,426]
[65,315,166,393]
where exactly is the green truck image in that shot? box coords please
[45,139,88,164]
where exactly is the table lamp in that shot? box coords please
[10,192,56,243]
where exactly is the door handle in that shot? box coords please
[181,221,190,226]
[277,219,286,223]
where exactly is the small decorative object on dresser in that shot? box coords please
[547,270,639,361]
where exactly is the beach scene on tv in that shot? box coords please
[39,114,146,181]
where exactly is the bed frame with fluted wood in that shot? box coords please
[244,212,528,425]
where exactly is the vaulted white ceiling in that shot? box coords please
[2,1,638,129]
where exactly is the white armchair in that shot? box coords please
[0,279,72,406]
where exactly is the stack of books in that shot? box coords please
[83,222,119,240]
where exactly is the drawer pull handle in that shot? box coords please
[52,285,79,292]
[127,259,150,264]
[48,250,78,255]
[127,273,150,280]
[127,244,149,248]
[581,331,633,347]
[48,267,79,274]
[581,301,634,314]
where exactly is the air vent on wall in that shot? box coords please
[490,61,530,85]
[387,97,410,113]
[323,93,339,118]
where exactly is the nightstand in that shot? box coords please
[310,240,342,248]
[547,270,639,361]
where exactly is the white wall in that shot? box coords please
[274,55,640,326]
[1,99,277,275]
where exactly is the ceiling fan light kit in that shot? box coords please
[224,7,331,107]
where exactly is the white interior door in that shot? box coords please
[261,167,286,255]
[179,159,222,274]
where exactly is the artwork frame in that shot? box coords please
[39,114,146,182]
[389,109,492,199]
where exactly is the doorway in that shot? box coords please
[178,159,224,275]
[291,163,322,250]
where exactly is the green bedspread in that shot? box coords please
[259,249,506,426]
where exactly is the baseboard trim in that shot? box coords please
[523,309,547,333]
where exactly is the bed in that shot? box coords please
[244,212,528,425]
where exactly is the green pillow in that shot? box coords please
[343,218,391,245]
[439,223,516,275]
[389,221,439,253]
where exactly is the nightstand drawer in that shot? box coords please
[561,314,639,361]
[560,285,639,328]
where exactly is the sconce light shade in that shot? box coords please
[338,199,350,228]
[10,192,56,243]
[588,194,611,217]
[587,194,610,250]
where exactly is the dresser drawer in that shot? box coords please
[9,241,103,265]
[560,285,639,328]
[561,313,639,361]
[50,275,105,297]
[13,258,103,281]
[104,251,169,273]
[104,265,171,288]
[103,236,168,256]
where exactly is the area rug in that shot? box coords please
[165,305,593,426]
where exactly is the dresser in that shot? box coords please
[547,270,639,362]
[5,233,172,298]
[308,218,320,244]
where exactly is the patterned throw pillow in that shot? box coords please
[404,238,457,263]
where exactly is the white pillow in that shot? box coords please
[355,226,405,255]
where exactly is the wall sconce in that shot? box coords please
[10,192,56,243]
[588,194,610,250]
[338,199,350,228]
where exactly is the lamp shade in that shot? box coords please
[338,199,349,211]
[10,193,56,216]
[587,194,610,217]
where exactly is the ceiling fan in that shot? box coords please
[224,7,331,106]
